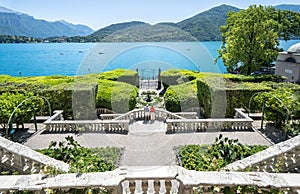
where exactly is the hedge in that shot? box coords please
[164,80,198,112]
[161,70,288,118]
[98,69,138,86]
[0,69,139,117]
[96,79,138,113]
[160,69,200,87]
[197,77,273,118]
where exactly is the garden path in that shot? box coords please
[24,120,272,166]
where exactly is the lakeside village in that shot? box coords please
[0,5,300,194]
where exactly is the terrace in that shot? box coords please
[0,107,299,193]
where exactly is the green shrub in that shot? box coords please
[0,92,44,131]
[254,88,300,127]
[96,80,138,113]
[160,69,200,87]
[197,77,273,118]
[98,69,138,86]
[38,136,121,173]
[178,135,267,171]
[164,80,198,112]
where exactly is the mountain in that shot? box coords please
[177,4,240,41]
[274,4,300,13]
[0,6,93,38]
[101,24,197,42]
[90,21,147,39]
[57,20,93,36]
[90,4,240,42]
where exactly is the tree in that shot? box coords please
[217,5,300,75]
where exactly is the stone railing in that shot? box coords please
[44,110,64,122]
[1,166,300,193]
[100,114,123,120]
[44,110,130,133]
[96,108,115,115]
[234,108,250,119]
[166,118,252,133]
[224,135,300,173]
[113,108,185,121]
[166,109,253,133]
[173,112,198,119]
[44,120,130,134]
[0,136,69,174]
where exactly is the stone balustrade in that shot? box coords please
[166,108,253,133]
[234,108,251,119]
[45,110,64,121]
[1,166,299,193]
[173,112,198,119]
[0,136,69,174]
[224,135,300,173]
[113,108,185,121]
[44,120,130,133]
[166,118,252,133]
[44,110,130,133]
[100,114,123,120]
[96,108,115,115]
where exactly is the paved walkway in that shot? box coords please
[24,120,272,166]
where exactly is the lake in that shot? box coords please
[0,40,299,77]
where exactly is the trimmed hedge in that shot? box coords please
[164,80,198,112]
[96,79,138,113]
[0,69,138,117]
[160,69,200,87]
[98,69,139,86]
[197,77,273,118]
[161,70,289,118]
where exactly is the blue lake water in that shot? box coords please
[0,40,299,77]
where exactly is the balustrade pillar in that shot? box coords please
[142,180,148,193]
[154,180,161,193]
[129,180,136,194]
[165,180,172,193]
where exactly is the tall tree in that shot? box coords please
[217,5,300,75]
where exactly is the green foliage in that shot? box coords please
[160,69,200,87]
[164,80,198,112]
[218,5,300,75]
[178,135,267,171]
[38,136,121,173]
[160,70,285,117]
[98,69,138,86]
[283,123,300,137]
[0,92,44,130]
[0,70,138,117]
[96,79,138,113]
[197,76,273,118]
[254,88,300,127]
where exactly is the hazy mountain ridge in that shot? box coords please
[274,4,300,13]
[91,4,240,41]
[0,6,93,38]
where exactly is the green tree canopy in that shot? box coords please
[217,5,300,75]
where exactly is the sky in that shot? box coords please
[0,0,300,30]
